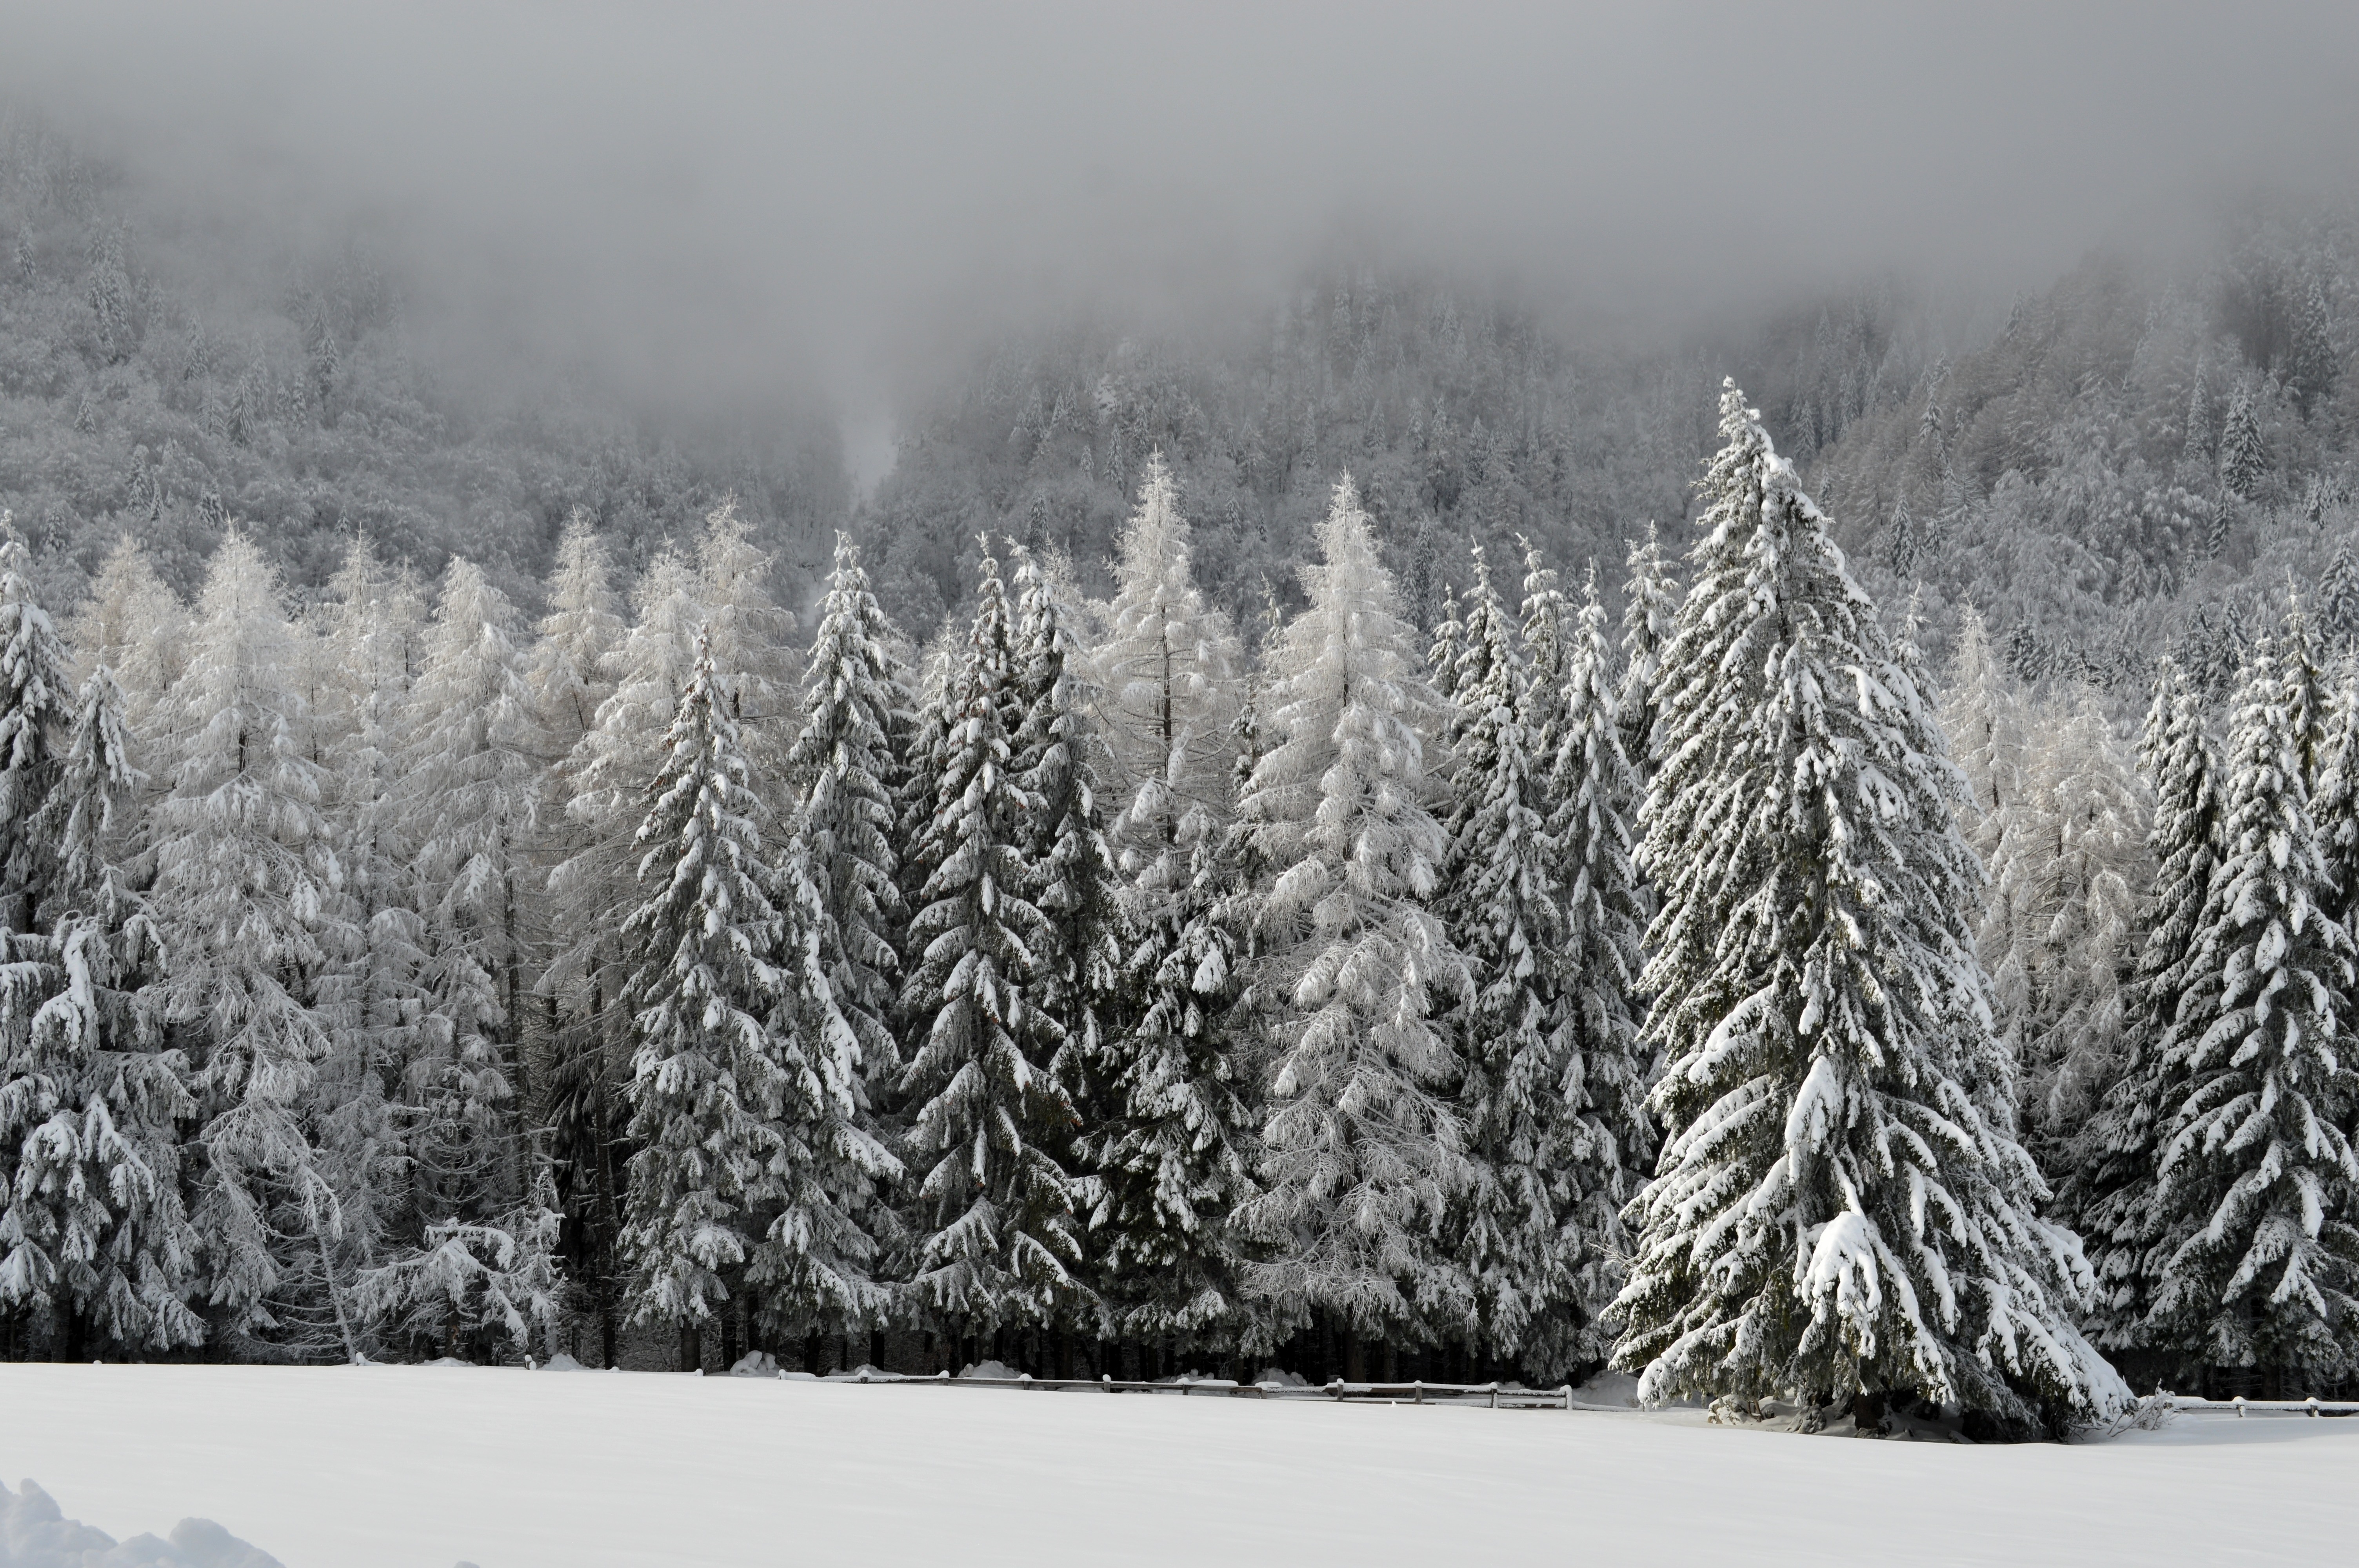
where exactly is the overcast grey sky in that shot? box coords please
[7,0,2357,441]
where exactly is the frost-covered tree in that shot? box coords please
[1,558,202,1356]
[1233,476,1472,1363]
[2143,638,2359,1388]
[2321,541,2359,657]
[305,539,430,1333]
[1009,547,1125,1107]
[147,532,353,1352]
[2312,658,2359,972]
[1445,544,1648,1378]
[394,559,549,1236]
[523,516,629,1358]
[1080,465,1257,1346]
[1094,454,1243,869]
[1617,522,1679,779]
[364,558,562,1359]
[2220,383,2267,500]
[697,502,802,797]
[620,636,893,1369]
[1612,383,2125,1432]
[62,535,188,800]
[897,546,1088,1338]
[0,522,71,939]
[789,534,911,1091]
[2010,693,2151,1173]
[2064,660,2223,1361]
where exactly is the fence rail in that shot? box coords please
[815,1369,1605,1410]
[2163,1395,2359,1418]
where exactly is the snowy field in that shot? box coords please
[5,1366,2357,1568]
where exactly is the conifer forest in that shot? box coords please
[9,13,2359,1480]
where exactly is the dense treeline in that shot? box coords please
[15,382,2355,1437]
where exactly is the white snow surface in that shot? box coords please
[1,1476,282,1568]
[5,1365,2356,1567]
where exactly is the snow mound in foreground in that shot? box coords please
[957,1361,1017,1380]
[539,1353,588,1372]
[1,1477,284,1568]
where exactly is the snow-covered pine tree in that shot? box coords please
[523,515,629,1361]
[620,634,894,1370]
[1443,543,1649,1379]
[788,533,910,1094]
[697,501,802,798]
[1,541,202,1357]
[546,551,704,1117]
[1617,522,1679,780]
[1077,463,1258,1348]
[1094,453,1243,871]
[377,558,558,1353]
[0,520,70,939]
[2143,637,2359,1390]
[2313,657,2359,979]
[2012,692,2152,1175]
[2061,659,2223,1364]
[1009,547,1124,1112]
[1532,570,1653,1374]
[898,545,1089,1343]
[1612,382,2125,1433]
[147,531,354,1355]
[305,537,431,1338]
[2220,383,2267,500]
[62,534,188,800]
[1232,476,1472,1369]
[2319,541,2359,657]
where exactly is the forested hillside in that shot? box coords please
[0,118,847,615]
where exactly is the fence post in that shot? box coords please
[1412,1380,1423,1405]
[2234,1396,2246,1419]
[1561,1384,1573,1411]
[1488,1383,1498,1410]
[1329,1379,1345,1402]
[2308,1397,2321,1418]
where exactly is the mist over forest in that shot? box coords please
[4,2,2357,678]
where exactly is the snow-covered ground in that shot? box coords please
[5,1365,2355,1567]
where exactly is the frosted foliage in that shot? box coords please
[1234,475,1472,1339]
[789,533,911,1083]
[1613,383,2127,1431]
[393,558,547,1222]
[2145,637,2359,1379]
[529,515,627,756]
[897,548,1087,1330]
[1096,452,1243,877]
[146,531,350,1344]
[2065,660,2221,1352]
[0,523,71,936]
[1442,544,1649,1377]
[621,637,892,1336]
[1967,682,2151,1172]
[1,594,202,1350]
[61,535,188,794]
[696,500,803,795]
[1616,523,1678,776]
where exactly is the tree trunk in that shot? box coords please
[1342,1329,1365,1384]
[678,1321,701,1374]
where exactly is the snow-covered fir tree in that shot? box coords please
[1617,522,1679,780]
[1078,464,1257,1346]
[620,634,894,1369]
[2143,637,2359,1389]
[1612,383,2126,1432]
[1009,546,1125,1111]
[147,531,354,1354]
[897,545,1089,1339]
[380,557,558,1351]
[0,521,70,939]
[523,515,630,1359]
[788,533,911,1093]
[1233,476,1472,1365]
[304,538,430,1338]
[1,541,202,1356]
[2063,659,2223,1363]
[696,501,803,797]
